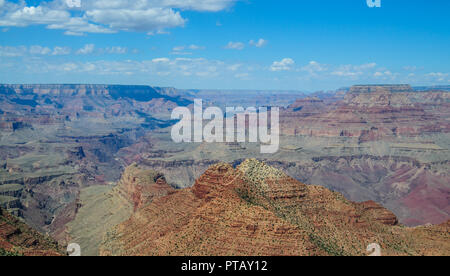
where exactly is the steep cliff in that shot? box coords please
[0,207,64,256]
[66,164,175,256]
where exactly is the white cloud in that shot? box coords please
[270,58,295,72]
[0,46,27,57]
[171,44,205,55]
[225,41,245,50]
[249,39,267,48]
[105,46,128,54]
[374,72,383,77]
[29,45,52,55]
[173,46,186,52]
[188,44,204,50]
[227,64,242,71]
[152,58,170,63]
[331,63,377,78]
[0,6,71,27]
[0,0,237,35]
[77,44,95,55]
[85,7,185,33]
[301,61,327,74]
[52,46,72,55]
[0,45,72,57]
[403,66,419,72]
[426,72,449,82]
[235,73,250,79]
[373,71,393,78]
[9,56,240,81]
[47,17,115,35]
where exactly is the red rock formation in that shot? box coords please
[117,164,175,211]
[100,160,450,256]
[358,201,398,226]
[0,208,64,256]
[280,85,450,140]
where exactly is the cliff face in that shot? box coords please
[100,160,450,256]
[0,207,64,256]
[65,163,175,256]
[0,84,191,106]
[349,85,413,94]
[0,84,191,242]
[280,85,449,140]
[117,164,175,211]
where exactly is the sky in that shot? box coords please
[0,0,449,91]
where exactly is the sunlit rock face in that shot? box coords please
[99,160,450,256]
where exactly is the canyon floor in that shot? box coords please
[0,84,449,256]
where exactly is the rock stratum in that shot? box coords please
[99,160,450,256]
[0,84,190,242]
[126,84,449,227]
[0,83,449,255]
[0,207,63,256]
[64,163,175,256]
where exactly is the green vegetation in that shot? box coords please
[0,248,23,257]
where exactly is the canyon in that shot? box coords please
[0,83,449,255]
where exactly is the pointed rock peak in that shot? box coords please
[192,163,238,200]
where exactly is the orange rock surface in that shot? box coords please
[0,208,64,256]
[100,159,450,256]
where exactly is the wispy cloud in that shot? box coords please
[270,58,295,71]
[249,39,268,48]
[76,44,95,55]
[225,41,245,50]
[171,44,205,55]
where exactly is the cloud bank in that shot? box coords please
[0,0,236,35]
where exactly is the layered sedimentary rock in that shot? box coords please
[120,84,449,226]
[65,164,174,256]
[0,84,190,240]
[0,207,63,256]
[100,160,450,256]
[116,163,175,211]
[281,85,450,140]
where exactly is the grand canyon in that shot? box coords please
[0,83,448,256]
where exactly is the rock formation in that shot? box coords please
[100,159,450,256]
[65,164,175,256]
[0,207,64,256]
[0,84,190,241]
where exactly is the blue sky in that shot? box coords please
[0,0,449,91]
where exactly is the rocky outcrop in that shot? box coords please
[349,85,413,94]
[0,207,64,256]
[63,164,177,255]
[100,160,450,256]
[358,201,398,226]
[117,164,175,211]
